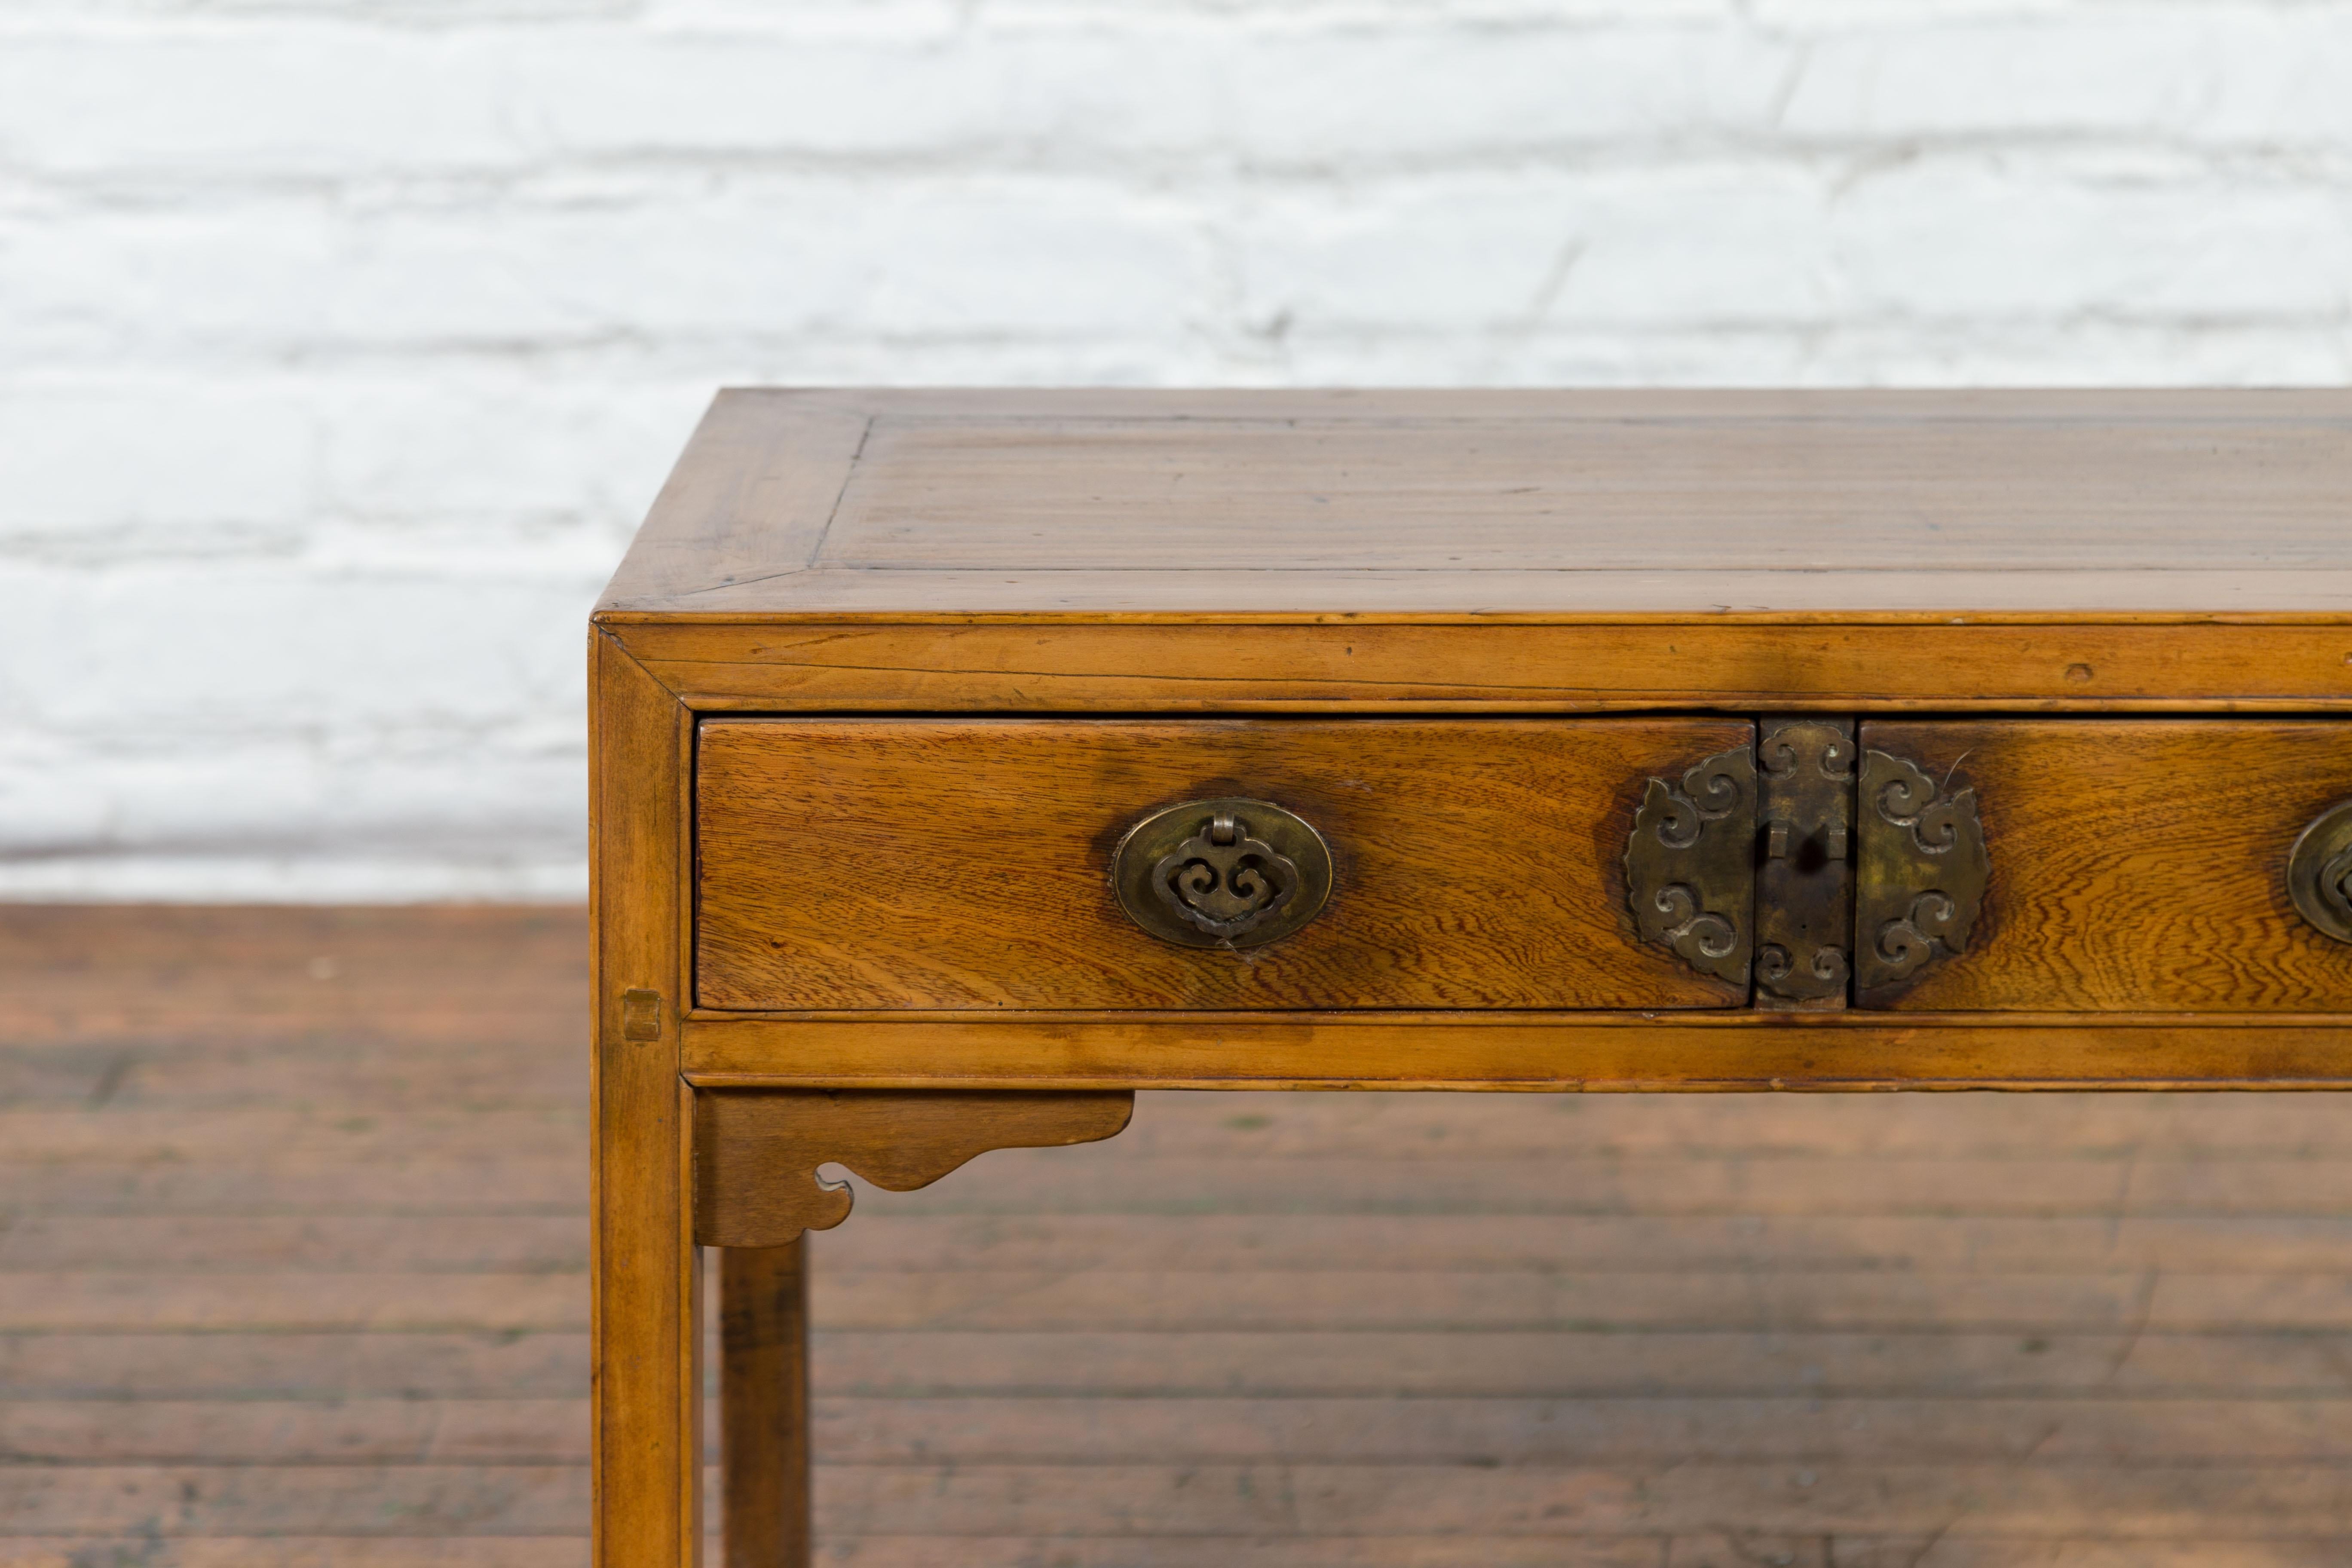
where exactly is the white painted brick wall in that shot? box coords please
[3,0,2349,900]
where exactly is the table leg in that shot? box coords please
[721,1241,812,1568]
[691,1087,1133,1565]
[591,632,702,1565]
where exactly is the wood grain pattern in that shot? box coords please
[610,392,869,609]
[720,1243,808,1568]
[599,389,2352,616]
[1862,720,2352,1012]
[824,411,2352,572]
[588,632,699,1568]
[693,1090,1133,1247]
[606,619,2352,712]
[0,903,585,1050]
[694,717,1749,1012]
[678,1013,2352,1090]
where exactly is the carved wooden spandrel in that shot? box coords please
[692,1088,1136,1247]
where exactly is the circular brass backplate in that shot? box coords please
[1112,797,1333,950]
[2288,798,2352,945]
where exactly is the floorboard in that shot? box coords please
[7,904,2352,1562]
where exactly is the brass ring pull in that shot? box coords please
[2288,799,2352,945]
[1112,797,1333,950]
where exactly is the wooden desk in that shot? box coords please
[589,389,2352,1566]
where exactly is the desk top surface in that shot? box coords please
[599,389,2352,619]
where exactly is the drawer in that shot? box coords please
[694,717,1750,1011]
[695,714,2352,1017]
[1863,719,2352,1012]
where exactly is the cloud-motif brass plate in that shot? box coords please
[1112,797,1334,950]
[1854,748,1990,1005]
[1624,744,1758,990]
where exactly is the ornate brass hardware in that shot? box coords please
[2288,798,2352,945]
[1112,797,1334,949]
[1854,749,1991,1006]
[1624,745,1757,989]
[1755,718,1856,1008]
[1629,729,1988,1005]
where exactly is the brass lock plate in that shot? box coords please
[1755,718,1857,1008]
[1113,797,1334,950]
[2288,798,2352,945]
[1627,725,1990,1007]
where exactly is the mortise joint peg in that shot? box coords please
[621,988,663,1043]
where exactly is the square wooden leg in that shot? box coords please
[721,1242,813,1568]
[591,633,701,1567]
[591,1073,701,1566]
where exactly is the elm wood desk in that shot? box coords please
[589,389,2352,1567]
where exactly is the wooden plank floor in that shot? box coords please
[7,908,2352,1565]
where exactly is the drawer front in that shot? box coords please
[695,717,1749,1011]
[1862,720,2352,1012]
